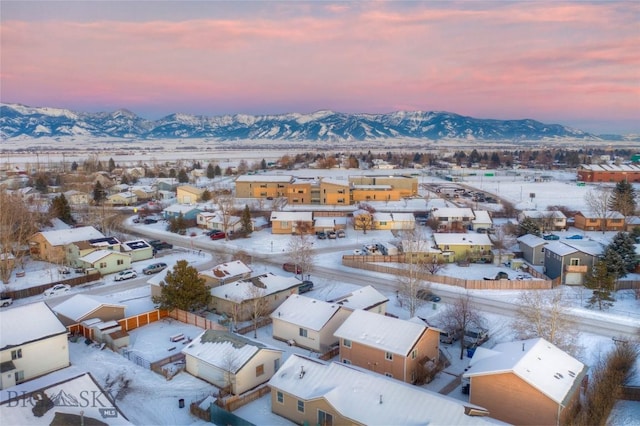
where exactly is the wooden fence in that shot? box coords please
[342,255,553,290]
[235,317,272,335]
[5,272,102,299]
[168,309,228,331]
[219,385,271,412]
[67,309,169,339]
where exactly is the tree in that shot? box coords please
[152,260,211,311]
[609,180,636,219]
[240,205,252,235]
[214,194,236,240]
[512,290,580,356]
[237,160,249,175]
[201,189,211,202]
[214,164,222,176]
[245,283,268,338]
[605,232,637,276]
[518,217,541,237]
[396,257,430,318]
[71,161,78,171]
[584,259,616,310]
[167,212,187,235]
[177,168,189,183]
[260,158,267,170]
[287,228,315,278]
[49,194,74,225]
[584,187,614,233]
[206,163,215,179]
[108,157,116,172]
[439,293,485,359]
[93,181,106,205]
[0,192,39,283]
[489,226,515,264]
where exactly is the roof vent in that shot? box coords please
[568,370,576,377]
[554,373,564,379]
[299,366,305,379]
[379,394,383,404]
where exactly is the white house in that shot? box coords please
[471,210,493,231]
[326,285,389,314]
[0,302,70,390]
[270,294,351,352]
[182,329,282,395]
[77,250,132,276]
[52,294,126,326]
[199,260,253,287]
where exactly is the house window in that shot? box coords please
[342,359,351,365]
[411,349,417,359]
[274,358,280,372]
[299,328,308,338]
[99,262,107,268]
[385,352,393,361]
[444,245,450,250]
[411,370,416,382]
[15,370,24,383]
[260,184,267,188]
[379,221,387,226]
[343,339,351,348]
[260,192,267,196]
[256,364,264,377]
[281,221,288,228]
[318,410,334,426]
[297,400,305,413]
[570,258,580,266]
[337,198,345,204]
[276,391,284,404]
[117,259,124,265]
[11,349,22,359]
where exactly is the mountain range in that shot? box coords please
[0,103,622,142]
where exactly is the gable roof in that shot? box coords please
[35,226,105,246]
[517,234,547,247]
[270,211,313,222]
[163,203,202,214]
[210,272,301,302]
[432,207,475,219]
[269,354,501,425]
[200,260,252,280]
[433,233,493,246]
[472,210,492,224]
[271,295,342,331]
[79,249,129,264]
[52,294,126,323]
[327,285,389,311]
[463,338,587,406]
[542,241,578,256]
[182,330,280,373]
[520,210,567,219]
[0,302,68,350]
[334,309,426,356]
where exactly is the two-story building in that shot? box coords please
[518,210,567,232]
[431,207,476,232]
[432,233,493,263]
[543,240,604,285]
[574,210,625,232]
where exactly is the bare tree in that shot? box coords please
[272,197,287,212]
[512,290,581,357]
[0,191,39,284]
[584,186,614,233]
[213,193,236,240]
[353,211,373,234]
[245,283,268,338]
[220,347,239,396]
[439,293,485,360]
[489,226,516,265]
[396,258,430,317]
[287,231,315,279]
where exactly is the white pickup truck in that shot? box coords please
[0,297,13,308]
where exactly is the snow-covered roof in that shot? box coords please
[182,330,280,373]
[163,203,201,213]
[472,210,492,224]
[352,184,392,190]
[517,234,547,247]
[52,294,125,322]
[327,285,389,311]
[391,212,416,222]
[314,217,337,227]
[79,249,128,264]
[433,233,493,246]
[580,163,640,172]
[271,295,342,331]
[563,239,604,257]
[37,226,105,246]
[542,241,578,256]
[373,212,393,221]
[520,210,566,219]
[121,240,152,251]
[235,174,294,183]
[578,210,624,219]
[334,309,426,356]
[210,272,301,302]
[270,211,313,222]
[269,354,501,425]
[320,177,350,186]
[0,369,130,425]
[464,338,587,406]
[0,302,67,350]
[200,260,252,280]
[431,207,475,218]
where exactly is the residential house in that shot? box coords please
[431,207,476,232]
[543,240,603,285]
[372,212,416,230]
[106,191,137,206]
[471,210,493,232]
[162,204,202,221]
[268,354,498,426]
[270,211,314,235]
[199,260,253,288]
[120,240,154,262]
[209,272,302,322]
[334,309,440,384]
[52,294,126,326]
[518,210,567,232]
[197,210,244,234]
[517,234,548,266]
[28,226,105,264]
[0,302,70,390]
[176,185,204,204]
[130,185,156,202]
[463,338,587,426]
[155,178,178,192]
[182,329,282,395]
[63,190,89,207]
[65,236,121,268]
[271,295,351,353]
[77,250,132,276]
[574,210,625,232]
[0,370,130,425]
[327,285,389,315]
[432,233,493,263]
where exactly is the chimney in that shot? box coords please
[379,394,383,404]
[522,343,525,352]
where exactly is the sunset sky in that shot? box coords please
[1,1,638,134]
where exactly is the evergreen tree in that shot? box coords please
[602,245,628,279]
[50,194,74,225]
[240,205,252,235]
[120,174,129,185]
[152,260,211,311]
[93,181,106,205]
[34,174,48,193]
[108,157,116,172]
[201,189,211,202]
[260,158,267,170]
[518,217,541,237]
[206,163,215,179]
[71,161,78,171]
[584,260,616,310]
[168,212,187,234]
[214,164,222,176]
[606,232,637,275]
[609,180,636,217]
[177,168,189,183]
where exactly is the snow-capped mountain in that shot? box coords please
[0,103,604,141]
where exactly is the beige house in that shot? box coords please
[199,260,253,288]
[271,294,351,353]
[176,185,204,204]
[372,212,416,230]
[327,285,389,314]
[0,302,70,390]
[518,210,566,232]
[131,185,156,201]
[106,191,138,206]
[28,226,105,264]
[268,354,497,426]
[463,338,587,426]
[51,294,126,326]
[334,309,440,384]
[120,240,154,262]
[209,273,301,322]
[77,249,132,275]
[270,211,314,235]
[182,329,282,395]
[63,190,89,207]
[431,207,476,232]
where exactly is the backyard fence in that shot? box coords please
[4,272,102,299]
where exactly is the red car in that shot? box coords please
[282,263,302,274]
[210,232,226,240]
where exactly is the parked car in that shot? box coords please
[566,234,583,240]
[327,231,337,239]
[336,229,346,238]
[484,271,510,280]
[282,263,302,274]
[543,234,560,240]
[416,289,441,302]
[206,229,223,236]
[476,228,487,234]
[0,296,13,308]
[210,232,226,240]
[148,240,173,250]
[44,283,71,297]
[439,329,462,344]
[464,327,490,348]
[144,218,158,224]
[143,262,168,275]
[317,231,327,240]
[298,280,314,294]
[114,269,137,281]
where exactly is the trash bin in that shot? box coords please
[466,347,476,358]
[178,398,184,408]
